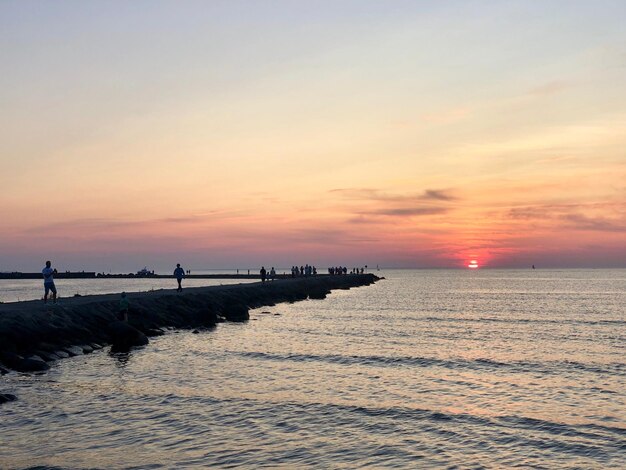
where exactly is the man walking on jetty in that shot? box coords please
[42,260,57,303]
[174,263,185,292]
[260,266,267,283]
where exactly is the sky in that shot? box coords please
[1,0,625,271]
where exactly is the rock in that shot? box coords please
[55,350,70,358]
[108,321,149,350]
[0,351,23,369]
[80,344,94,354]
[192,329,200,334]
[25,354,45,363]
[12,357,50,372]
[90,343,103,350]
[34,350,60,362]
[145,328,165,337]
[222,303,249,322]
[0,393,18,404]
[0,365,9,375]
[308,288,330,300]
[63,346,84,357]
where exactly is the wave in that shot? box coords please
[422,316,626,326]
[230,350,626,377]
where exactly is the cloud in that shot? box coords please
[507,202,626,233]
[369,207,449,217]
[422,189,456,201]
[562,214,626,233]
[329,188,458,203]
[329,187,458,221]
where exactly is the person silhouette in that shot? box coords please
[42,260,57,303]
[174,263,185,292]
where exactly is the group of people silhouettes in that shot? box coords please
[291,265,317,277]
[259,266,276,282]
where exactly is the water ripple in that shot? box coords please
[229,350,626,377]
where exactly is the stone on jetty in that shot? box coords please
[108,321,149,351]
[0,351,50,372]
[222,302,249,322]
[0,393,18,404]
[64,346,85,357]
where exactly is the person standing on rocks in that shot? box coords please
[119,292,129,321]
[174,263,185,292]
[260,266,267,283]
[42,260,57,304]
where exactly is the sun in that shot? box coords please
[468,260,479,269]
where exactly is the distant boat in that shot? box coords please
[136,267,154,276]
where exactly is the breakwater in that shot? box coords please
[0,274,378,377]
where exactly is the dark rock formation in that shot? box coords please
[107,321,149,351]
[222,302,249,322]
[0,351,50,372]
[0,393,18,404]
[0,274,379,372]
[64,346,84,357]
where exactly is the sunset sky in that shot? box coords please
[1,1,625,271]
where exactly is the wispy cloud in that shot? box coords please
[507,202,626,233]
[329,188,458,203]
[562,214,626,233]
[369,207,449,217]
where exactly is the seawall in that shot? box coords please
[0,274,378,375]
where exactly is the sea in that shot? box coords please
[0,269,624,469]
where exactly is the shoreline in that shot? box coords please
[0,274,379,380]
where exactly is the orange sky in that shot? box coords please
[1,1,624,271]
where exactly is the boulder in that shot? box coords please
[80,344,94,354]
[144,328,165,337]
[63,346,84,357]
[222,303,249,322]
[196,307,218,327]
[0,351,23,369]
[0,393,18,404]
[25,354,45,363]
[0,365,9,375]
[308,288,330,300]
[12,357,50,372]
[34,350,60,362]
[55,350,70,358]
[108,321,149,350]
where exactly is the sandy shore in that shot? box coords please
[0,274,378,376]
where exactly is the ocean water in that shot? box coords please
[1,269,625,469]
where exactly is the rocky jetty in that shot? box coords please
[0,274,378,374]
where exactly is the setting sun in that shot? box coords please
[468,260,479,269]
